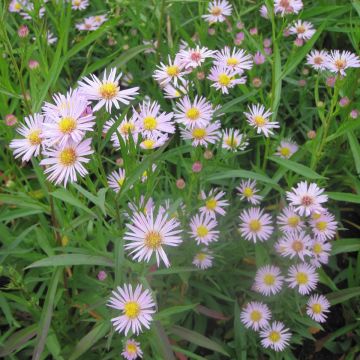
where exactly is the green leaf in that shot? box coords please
[32,268,61,360]
[0,208,44,222]
[26,254,114,269]
[327,192,360,204]
[152,321,176,360]
[347,133,360,175]
[170,325,230,357]
[207,169,277,185]
[214,90,257,115]
[327,287,360,306]
[155,304,197,320]
[269,156,325,180]
[332,239,360,255]
[326,120,360,142]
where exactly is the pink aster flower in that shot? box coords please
[260,321,291,352]
[180,120,221,147]
[287,263,319,295]
[310,211,337,240]
[202,0,232,23]
[199,188,229,218]
[140,134,169,150]
[253,51,266,65]
[325,50,360,76]
[124,207,182,268]
[221,128,248,151]
[213,47,253,74]
[108,284,156,335]
[177,45,215,69]
[254,265,284,296]
[122,339,143,360]
[9,0,26,13]
[289,20,315,41]
[276,231,312,261]
[274,0,303,17]
[277,206,304,233]
[9,113,45,162]
[76,17,99,31]
[239,207,273,242]
[192,249,214,269]
[286,181,328,216]
[306,294,330,323]
[107,168,126,193]
[40,138,93,187]
[244,104,279,137]
[310,238,332,268]
[78,68,139,112]
[174,95,214,128]
[208,65,246,94]
[189,213,219,245]
[306,50,328,71]
[275,139,298,159]
[153,56,186,86]
[236,179,263,205]
[260,5,269,19]
[241,301,271,331]
[71,0,89,10]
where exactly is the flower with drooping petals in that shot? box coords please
[286,181,328,216]
[260,321,291,352]
[236,179,263,205]
[213,47,253,74]
[221,128,248,151]
[277,206,304,233]
[275,139,298,159]
[108,284,156,335]
[192,250,214,269]
[306,294,330,323]
[208,65,246,94]
[254,265,284,296]
[199,188,229,218]
[189,213,219,245]
[180,121,221,147]
[287,262,319,295]
[124,207,182,268]
[122,339,143,360]
[202,0,232,23]
[240,301,271,331]
[78,68,139,112]
[108,168,127,193]
[260,5,269,19]
[325,50,360,76]
[244,104,279,137]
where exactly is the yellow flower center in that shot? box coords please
[297,25,306,34]
[174,90,181,97]
[144,230,162,249]
[316,221,327,231]
[292,240,304,252]
[142,139,155,149]
[205,198,217,210]
[74,0,81,5]
[249,219,261,232]
[123,301,140,319]
[192,128,206,140]
[15,3,22,10]
[287,216,299,227]
[226,57,239,66]
[263,273,275,285]
[59,117,76,134]
[268,331,281,343]
[296,272,309,285]
[335,59,346,70]
[243,187,253,198]
[311,303,322,314]
[120,123,135,135]
[312,212,321,220]
[27,130,42,146]
[166,65,179,77]
[254,115,266,127]
[126,343,137,354]
[99,82,118,99]
[59,148,76,166]
[117,178,125,187]
[218,73,231,86]
[143,116,157,130]
[211,6,222,16]
[196,225,209,238]
[196,253,207,261]
[313,243,322,254]
[250,310,262,322]
[186,107,200,120]
[280,147,291,157]
[225,136,238,148]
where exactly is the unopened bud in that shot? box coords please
[203,150,213,160]
[307,130,316,139]
[176,178,186,189]
[192,161,202,173]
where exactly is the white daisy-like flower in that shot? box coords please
[306,50,329,71]
[42,95,95,147]
[240,301,271,331]
[254,265,284,296]
[78,68,139,112]
[71,0,89,10]
[260,321,291,352]
[244,104,279,137]
[286,263,319,295]
[199,188,229,218]
[153,56,186,86]
[275,139,298,159]
[202,0,232,23]
[236,179,263,205]
[274,0,303,17]
[180,121,221,147]
[103,116,140,148]
[189,213,219,245]
[239,208,273,243]
[177,45,215,69]
[221,128,248,151]
[9,0,26,13]
[9,113,45,162]
[134,100,175,137]
[92,14,107,26]
[192,250,214,269]
[163,82,189,99]
[39,138,93,187]
[174,95,214,129]
[107,168,126,193]
[325,50,360,76]
[286,181,328,216]
[276,231,312,261]
[310,238,331,268]
[213,47,253,74]
[124,207,182,268]
[277,206,304,233]
[140,133,169,150]
[108,284,156,335]
[76,17,99,31]
[208,65,246,94]
[289,20,315,41]
[310,211,337,240]
[306,294,330,323]
[122,339,143,360]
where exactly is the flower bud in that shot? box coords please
[339,96,350,107]
[192,161,202,173]
[203,150,213,160]
[97,271,107,281]
[197,71,205,80]
[252,77,262,88]
[18,25,29,38]
[350,109,359,119]
[176,178,186,189]
[28,59,39,70]
[5,114,17,126]
[307,130,316,139]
